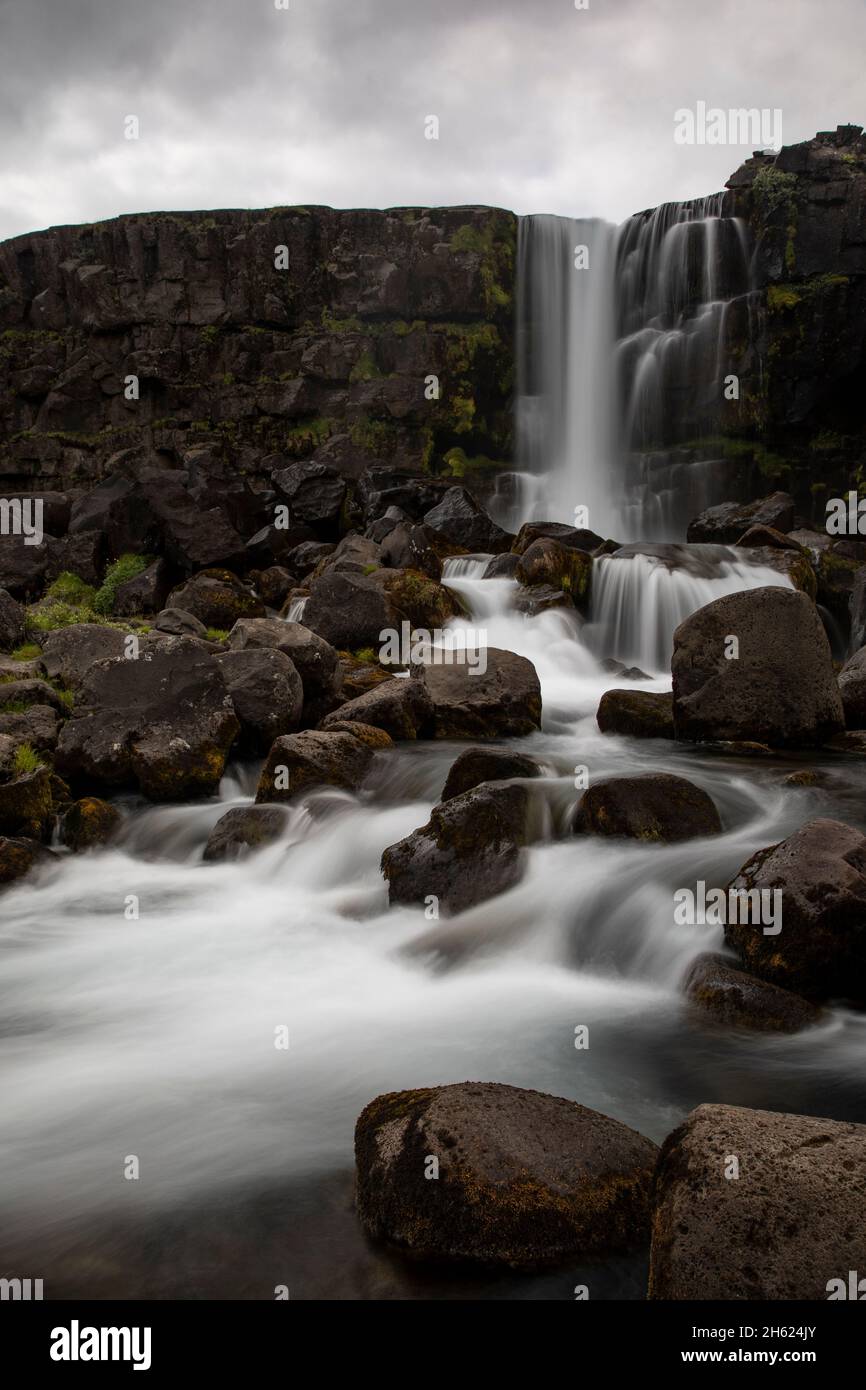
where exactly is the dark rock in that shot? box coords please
[167,570,265,630]
[337,653,393,701]
[850,566,866,653]
[0,705,59,752]
[112,558,172,616]
[686,492,795,544]
[512,522,604,555]
[423,486,511,554]
[321,720,394,749]
[838,645,866,727]
[515,538,592,608]
[683,952,824,1032]
[512,583,574,616]
[273,460,347,531]
[573,773,721,843]
[596,689,674,738]
[0,679,66,714]
[724,817,866,1002]
[483,552,520,579]
[55,637,239,800]
[154,607,208,638]
[355,467,451,526]
[420,649,542,739]
[255,729,373,802]
[248,566,296,608]
[381,782,530,914]
[736,523,804,550]
[302,570,392,650]
[321,676,432,740]
[440,747,542,801]
[672,586,844,747]
[60,797,122,851]
[600,659,652,681]
[285,541,336,576]
[227,618,341,715]
[355,1082,658,1268]
[39,623,128,687]
[0,764,52,838]
[0,589,25,649]
[0,836,55,886]
[379,522,443,579]
[202,806,288,862]
[0,533,51,599]
[648,1104,866,1300]
[215,647,304,753]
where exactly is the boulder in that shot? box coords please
[0,589,25,649]
[513,584,574,616]
[154,607,208,638]
[838,645,866,727]
[573,773,722,843]
[255,729,374,803]
[55,637,239,801]
[111,558,172,616]
[374,568,460,632]
[483,552,520,579]
[355,466,450,526]
[39,623,128,688]
[420,649,542,739]
[515,539,592,608]
[596,689,674,739]
[321,676,432,740]
[671,586,844,747]
[0,836,54,886]
[226,618,341,714]
[686,492,795,544]
[355,1082,658,1268]
[0,765,52,838]
[321,720,394,749]
[382,782,530,914]
[736,523,803,550]
[0,534,51,599]
[202,806,288,862]
[724,818,866,1002]
[60,797,122,851]
[512,522,605,555]
[273,459,347,531]
[337,653,393,701]
[379,522,443,579]
[440,747,542,801]
[247,565,296,608]
[0,705,59,752]
[648,1104,866,1300]
[683,952,823,1033]
[423,486,511,554]
[167,570,265,630]
[285,541,335,576]
[214,648,304,753]
[302,570,393,650]
[0,679,66,714]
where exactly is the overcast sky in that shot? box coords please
[1,0,863,241]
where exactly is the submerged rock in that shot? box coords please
[672,586,844,747]
[0,836,55,886]
[573,773,721,843]
[596,689,674,738]
[255,729,374,802]
[649,1104,866,1299]
[381,782,530,914]
[203,806,288,862]
[683,952,823,1033]
[724,817,866,1002]
[355,1082,658,1268]
[440,746,542,801]
[420,649,542,739]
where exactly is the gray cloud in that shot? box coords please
[1,0,863,240]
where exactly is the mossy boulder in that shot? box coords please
[573,773,722,844]
[0,836,55,886]
[167,569,265,629]
[355,1082,658,1268]
[61,797,122,851]
[683,952,824,1033]
[0,764,52,838]
[596,689,674,739]
[515,538,592,609]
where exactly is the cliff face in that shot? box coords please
[0,205,516,493]
[723,124,866,502]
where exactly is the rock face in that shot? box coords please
[355,1083,659,1268]
[596,689,674,739]
[672,586,844,746]
[724,818,866,1002]
[421,649,542,738]
[381,782,530,914]
[648,1104,866,1299]
[255,729,373,802]
[573,774,722,844]
[55,637,239,800]
[683,953,823,1033]
[0,206,515,497]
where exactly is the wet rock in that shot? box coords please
[440,747,542,801]
[423,486,511,554]
[573,773,721,843]
[167,570,265,630]
[724,817,866,1002]
[214,647,303,753]
[56,637,239,801]
[838,645,866,727]
[683,952,824,1033]
[227,618,341,715]
[0,836,55,886]
[379,522,443,579]
[736,523,804,550]
[420,649,542,739]
[112,558,172,617]
[381,782,530,914]
[355,1082,658,1268]
[321,675,432,740]
[672,586,844,747]
[321,720,394,749]
[337,653,392,701]
[0,589,25,649]
[512,583,574,616]
[355,466,450,527]
[512,522,605,555]
[483,552,520,579]
[39,623,128,688]
[154,607,208,638]
[686,492,795,544]
[60,797,122,851]
[247,565,296,608]
[310,533,382,578]
[648,1104,866,1300]
[736,543,818,599]
[374,567,460,632]
[255,729,373,803]
[596,689,674,738]
[0,764,52,838]
[0,534,51,599]
[202,806,288,862]
[515,539,592,608]
[600,659,652,681]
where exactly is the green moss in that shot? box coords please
[45,572,97,607]
[205,627,229,642]
[93,553,151,616]
[199,325,220,346]
[752,165,799,218]
[767,285,802,312]
[350,415,397,455]
[348,349,381,383]
[284,416,333,451]
[321,309,362,334]
[10,643,41,661]
[449,215,515,316]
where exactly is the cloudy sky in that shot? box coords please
[1,0,863,241]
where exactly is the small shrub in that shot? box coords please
[13,742,43,775]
